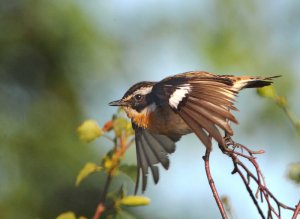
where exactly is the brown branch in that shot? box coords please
[100,173,113,203]
[231,160,266,219]
[93,203,105,219]
[220,136,297,219]
[93,171,113,219]
[203,148,228,219]
[292,201,300,219]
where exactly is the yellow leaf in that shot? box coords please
[257,86,276,99]
[103,156,113,170]
[76,162,102,186]
[56,211,76,219]
[120,196,150,206]
[288,163,300,184]
[103,154,120,174]
[126,122,134,136]
[113,117,129,137]
[77,120,103,143]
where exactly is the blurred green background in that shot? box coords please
[0,0,299,218]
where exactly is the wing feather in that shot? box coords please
[188,97,238,123]
[134,133,148,193]
[186,98,233,135]
[179,109,212,148]
[190,92,237,111]
[151,133,176,154]
[140,134,159,184]
[133,124,176,193]
[142,131,170,169]
[182,105,223,144]
[152,72,239,149]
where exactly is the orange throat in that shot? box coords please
[123,105,155,129]
[132,113,151,128]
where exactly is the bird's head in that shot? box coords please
[109,81,157,127]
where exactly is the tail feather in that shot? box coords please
[242,80,272,89]
[232,75,281,90]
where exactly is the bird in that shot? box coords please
[109,71,279,193]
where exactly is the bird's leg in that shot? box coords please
[218,132,233,154]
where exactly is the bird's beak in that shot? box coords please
[109,99,128,106]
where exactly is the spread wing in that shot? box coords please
[152,71,239,150]
[133,123,176,193]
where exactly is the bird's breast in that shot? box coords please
[124,104,192,137]
[148,105,192,137]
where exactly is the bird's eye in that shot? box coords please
[134,94,143,101]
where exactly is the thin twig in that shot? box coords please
[292,201,300,219]
[102,134,115,142]
[203,148,228,219]
[221,136,297,219]
[231,159,266,219]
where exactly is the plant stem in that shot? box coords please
[100,172,113,203]
[93,172,113,219]
[281,106,300,135]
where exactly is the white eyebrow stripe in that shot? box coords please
[169,84,191,109]
[133,86,153,96]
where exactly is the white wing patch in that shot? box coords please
[169,84,191,109]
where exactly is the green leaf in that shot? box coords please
[119,164,137,183]
[76,120,103,143]
[115,210,136,219]
[120,196,150,206]
[76,162,102,186]
[56,211,77,219]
